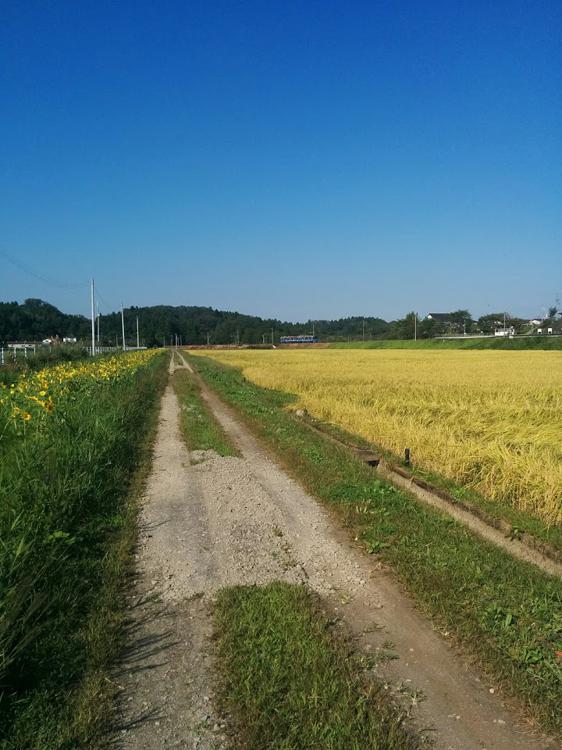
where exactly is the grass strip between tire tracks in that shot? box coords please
[215,582,418,750]
[172,367,238,457]
[189,353,562,737]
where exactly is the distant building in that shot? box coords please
[494,326,515,337]
[536,323,562,335]
[534,319,562,335]
[425,312,472,336]
[426,313,453,322]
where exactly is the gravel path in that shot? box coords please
[112,355,555,750]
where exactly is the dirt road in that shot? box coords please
[112,355,554,749]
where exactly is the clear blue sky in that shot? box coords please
[1,1,560,321]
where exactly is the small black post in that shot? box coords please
[404,448,411,467]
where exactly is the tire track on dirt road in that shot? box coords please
[112,354,554,749]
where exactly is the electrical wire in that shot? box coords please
[0,245,90,290]
[94,288,122,315]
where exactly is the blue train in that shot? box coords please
[279,335,318,344]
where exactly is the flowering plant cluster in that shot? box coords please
[0,350,161,438]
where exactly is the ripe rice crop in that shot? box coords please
[197,349,562,526]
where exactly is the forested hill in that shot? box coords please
[0,299,89,343]
[0,299,391,346]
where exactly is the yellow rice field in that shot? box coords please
[197,349,562,526]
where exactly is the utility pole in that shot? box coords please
[362,317,365,341]
[414,312,417,341]
[90,278,96,356]
[271,328,274,346]
[96,302,100,344]
[121,305,126,351]
[207,331,210,346]
[136,316,140,349]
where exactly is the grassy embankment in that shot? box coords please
[0,351,167,749]
[216,582,417,750]
[309,413,562,553]
[188,353,562,737]
[331,337,562,350]
[172,364,238,456]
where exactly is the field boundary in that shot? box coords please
[379,463,562,577]
[294,413,562,577]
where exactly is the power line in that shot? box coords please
[0,246,88,289]
[94,288,121,315]
[1,245,131,319]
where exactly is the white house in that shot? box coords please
[494,326,515,337]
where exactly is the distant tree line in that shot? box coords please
[0,299,553,346]
[0,299,89,342]
[0,300,391,346]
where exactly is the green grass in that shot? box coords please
[189,354,562,737]
[330,337,562,350]
[0,353,168,749]
[172,367,238,456]
[215,582,418,750]
[393,458,562,552]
